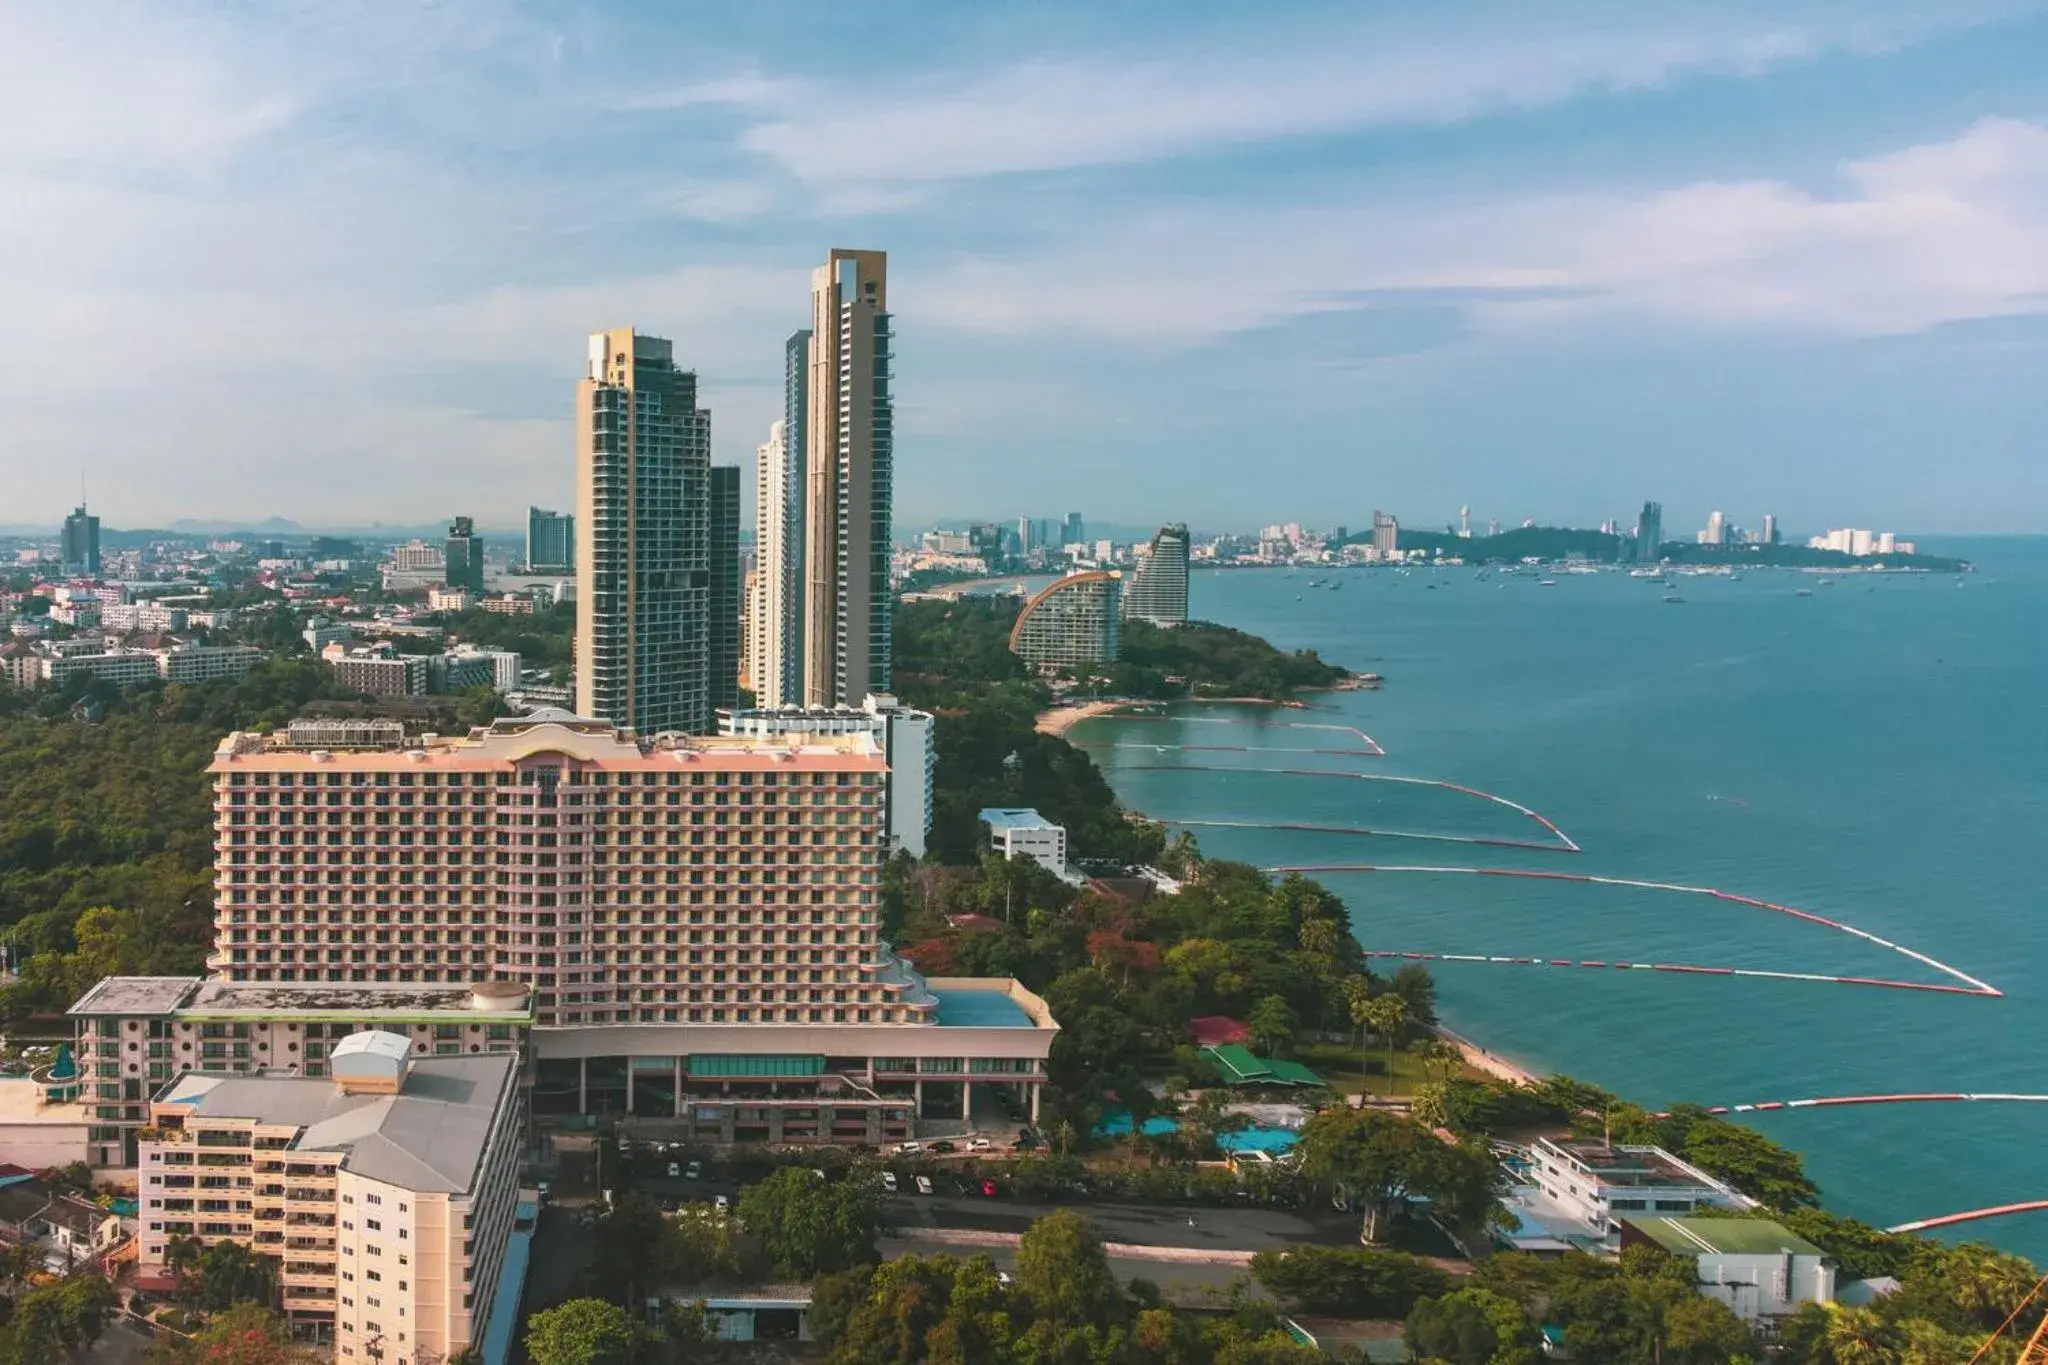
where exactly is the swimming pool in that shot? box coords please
[1093,1110,1300,1153]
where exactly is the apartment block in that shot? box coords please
[69,976,531,1170]
[136,1036,523,1360]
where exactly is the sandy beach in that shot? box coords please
[1435,1023,1543,1087]
[1035,698,1133,736]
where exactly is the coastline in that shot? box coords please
[1036,698,1131,737]
[1046,692,1543,1093]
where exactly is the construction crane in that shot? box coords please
[1969,1274,2048,1363]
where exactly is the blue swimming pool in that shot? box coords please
[1093,1110,1300,1152]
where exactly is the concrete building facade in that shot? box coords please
[526,506,574,574]
[576,328,714,736]
[1009,571,1121,669]
[709,464,742,716]
[803,250,893,709]
[136,1039,523,1361]
[750,413,804,708]
[718,694,935,858]
[1122,524,1190,626]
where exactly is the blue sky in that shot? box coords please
[4,1,2047,536]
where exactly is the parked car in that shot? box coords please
[980,1179,999,1197]
[967,1137,992,1152]
[899,1140,924,1154]
[666,1162,681,1178]
[928,1140,957,1154]
[683,1161,703,1180]
[535,1180,552,1203]
[915,1176,935,1196]
[713,1193,731,1211]
[880,1171,899,1193]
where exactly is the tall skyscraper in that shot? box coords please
[60,503,100,576]
[1123,524,1191,625]
[802,249,893,708]
[444,515,486,592]
[749,329,812,708]
[576,328,713,735]
[1371,510,1399,558]
[1063,512,1084,548]
[1762,513,1779,546]
[1699,510,1727,546]
[526,505,574,572]
[709,464,741,714]
[1635,501,1664,562]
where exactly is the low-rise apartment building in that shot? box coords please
[137,1034,523,1362]
[69,977,531,1171]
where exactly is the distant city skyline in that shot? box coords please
[5,5,2046,533]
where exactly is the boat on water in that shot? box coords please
[1539,579,1558,587]
[1796,588,1814,597]
[1664,594,1685,604]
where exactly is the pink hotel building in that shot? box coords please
[76,711,1053,1165]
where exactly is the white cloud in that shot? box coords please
[735,5,2032,187]
[908,119,2048,343]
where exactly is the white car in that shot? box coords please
[966,1138,992,1152]
[915,1175,935,1196]
[899,1140,924,1154]
[713,1194,730,1211]
[880,1171,899,1193]
[683,1161,703,1180]
[666,1162,680,1178]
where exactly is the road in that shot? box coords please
[886,1191,1360,1252]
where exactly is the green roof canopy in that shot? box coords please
[687,1055,824,1078]
[1202,1044,1323,1087]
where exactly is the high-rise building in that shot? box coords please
[1635,501,1664,562]
[60,503,100,576]
[803,250,894,709]
[198,713,1057,1136]
[527,505,574,573]
[1010,571,1121,668]
[1123,524,1191,626]
[445,515,486,592]
[576,328,714,735]
[1761,513,1779,546]
[1699,510,1727,546]
[1459,505,1472,539]
[709,464,741,714]
[719,693,936,858]
[1062,512,1084,548]
[748,331,813,709]
[1371,510,1399,559]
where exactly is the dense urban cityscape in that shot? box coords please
[2,4,2043,1362]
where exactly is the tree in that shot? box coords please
[160,1301,326,1365]
[526,1298,644,1365]
[165,1233,206,1304]
[737,1166,881,1278]
[1365,995,1408,1095]
[1405,1287,1540,1365]
[1014,1209,1127,1332]
[1250,1246,1450,1318]
[1295,1108,1438,1244]
[0,1274,116,1365]
[196,1240,279,1311]
[1246,995,1299,1056]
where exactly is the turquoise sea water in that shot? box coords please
[1077,540,2048,1259]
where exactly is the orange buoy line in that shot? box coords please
[1120,768,1581,853]
[1648,1092,2048,1119]
[1104,714,1387,756]
[1888,1200,2048,1234]
[1258,865,2000,998]
[1160,817,1576,855]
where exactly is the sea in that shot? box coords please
[1072,538,2048,1261]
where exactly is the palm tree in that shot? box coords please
[1364,996,1409,1096]
[1819,1304,1903,1364]
[1416,1039,1465,1086]
[165,1234,204,1305]
[1344,978,1375,1087]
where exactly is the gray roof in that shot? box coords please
[68,977,203,1017]
[184,980,527,1018]
[157,1053,516,1194]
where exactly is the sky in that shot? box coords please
[4,1,2047,538]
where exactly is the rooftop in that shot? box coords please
[155,1051,517,1194]
[979,807,1060,832]
[185,980,532,1019]
[68,977,202,1017]
[1541,1137,1722,1189]
[1629,1217,1825,1258]
[212,711,886,773]
[0,1078,90,1125]
[930,989,1037,1029]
